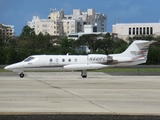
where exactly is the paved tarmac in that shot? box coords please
[0,72,160,116]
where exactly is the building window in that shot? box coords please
[140,28,142,35]
[101,28,104,32]
[143,27,146,34]
[136,28,139,35]
[101,23,104,26]
[68,35,78,37]
[133,28,135,35]
[147,27,149,34]
[71,30,75,33]
[129,28,131,35]
[150,27,153,34]
[84,22,87,25]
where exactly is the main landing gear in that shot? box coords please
[81,70,87,78]
[19,72,24,78]
[19,71,87,78]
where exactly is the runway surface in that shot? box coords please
[0,72,160,116]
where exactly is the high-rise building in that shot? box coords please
[28,8,107,36]
[63,9,107,34]
[28,9,64,36]
[95,13,107,32]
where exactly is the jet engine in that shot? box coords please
[88,54,113,64]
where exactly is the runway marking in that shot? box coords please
[26,75,115,114]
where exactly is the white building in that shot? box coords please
[28,9,64,36]
[65,9,107,33]
[28,16,40,28]
[113,23,160,41]
[68,25,108,40]
[62,19,84,35]
[28,8,107,36]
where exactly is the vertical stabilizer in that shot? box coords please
[121,40,155,59]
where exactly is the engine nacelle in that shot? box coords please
[88,54,113,64]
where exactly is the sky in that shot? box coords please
[0,0,160,36]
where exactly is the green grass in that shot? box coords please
[0,68,11,72]
[91,68,160,73]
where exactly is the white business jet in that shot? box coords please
[4,40,154,78]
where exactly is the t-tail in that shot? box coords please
[122,40,155,58]
[123,40,155,63]
[110,40,155,66]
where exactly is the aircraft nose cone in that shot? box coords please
[4,62,23,71]
[4,65,10,70]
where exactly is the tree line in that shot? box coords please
[0,25,160,65]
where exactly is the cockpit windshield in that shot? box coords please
[23,57,35,62]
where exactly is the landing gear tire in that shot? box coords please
[19,72,24,78]
[81,70,87,78]
[82,75,87,78]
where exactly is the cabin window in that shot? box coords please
[56,58,59,62]
[50,58,53,62]
[62,58,65,62]
[74,58,77,62]
[68,59,71,62]
[24,57,35,62]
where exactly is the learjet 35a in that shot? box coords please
[4,40,155,78]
